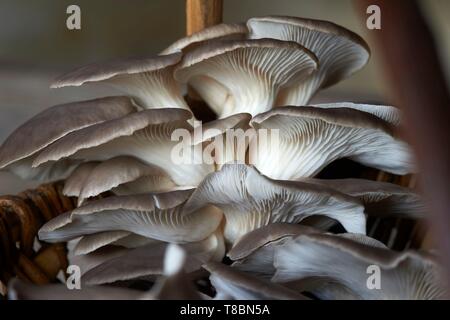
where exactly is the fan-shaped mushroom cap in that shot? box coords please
[192,113,252,169]
[273,233,447,299]
[250,106,415,179]
[73,230,136,255]
[51,53,189,110]
[247,16,370,105]
[204,261,306,300]
[312,102,401,126]
[228,223,320,261]
[228,223,322,279]
[63,162,100,198]
[161,23,248,116]
[185,163,366,244]
[82,230,225,285]
[65,157,176,205]
[175,39,318,117]
[161,23,248,55]
[38,190,223,244]
[32,108,213,186]
[303,178,425,218]
[0,96,135,180]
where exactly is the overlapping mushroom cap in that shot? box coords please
[247,16,370,105]
[272,233,447,299]
[250,106,414,179]
[0,15,437,300]
[175,39,318,117]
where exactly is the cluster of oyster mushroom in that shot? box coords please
[1,16,447,299]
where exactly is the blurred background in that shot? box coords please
[0,0,449,194]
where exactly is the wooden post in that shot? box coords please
[184,0,223,121]
[186,0,223,36]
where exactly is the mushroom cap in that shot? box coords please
[82,231,224,285]
[247,16,370,105]
[204,261,307,300]
[65,156,176,204]
[185,163,366,244]
[303,178,425,218]
[33,108,192,166]
[312,102,401,126]
[228,223,320,261]
[250,106,415,179]
[160,23,248,55]
[32,108,212,187]
[51,53,182,88]
[175,39,318,117]
[51,52,189,110]
[63,162,100,198]
[0,96,136,170]
[38,190,223,244]
[74,230,135,255]
[273,233,447,299]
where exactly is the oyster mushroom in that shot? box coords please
[174,39,318,117]
[247,16,370,105]
[161,23,248,116]
[32,108,213,187]
[191,113,252,169]
[228,223,322,279]
[273,233,447,299]
[0,96,136,181]
[8,244,203,300]
[160,23,248,55]
[185,163,366,245]
[249,106,414,179]
[204,261,307,300]
[82,230,225,285]
[64,156,176,206]
[311,102,401,126]
[303,178,425,218]
[38,189,223,244]
[51,53,189,110]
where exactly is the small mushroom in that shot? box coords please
[247,16,370,105]
[204,261,307,300]
[51,53,189,110]
[38,190,223,244]
[0,96,135,181]
[273,233,447,299]
[64,156,176,205]
[174,39,318,117]
[32,108,213,186]
[250,106,414,179]
[185,163,366,245]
